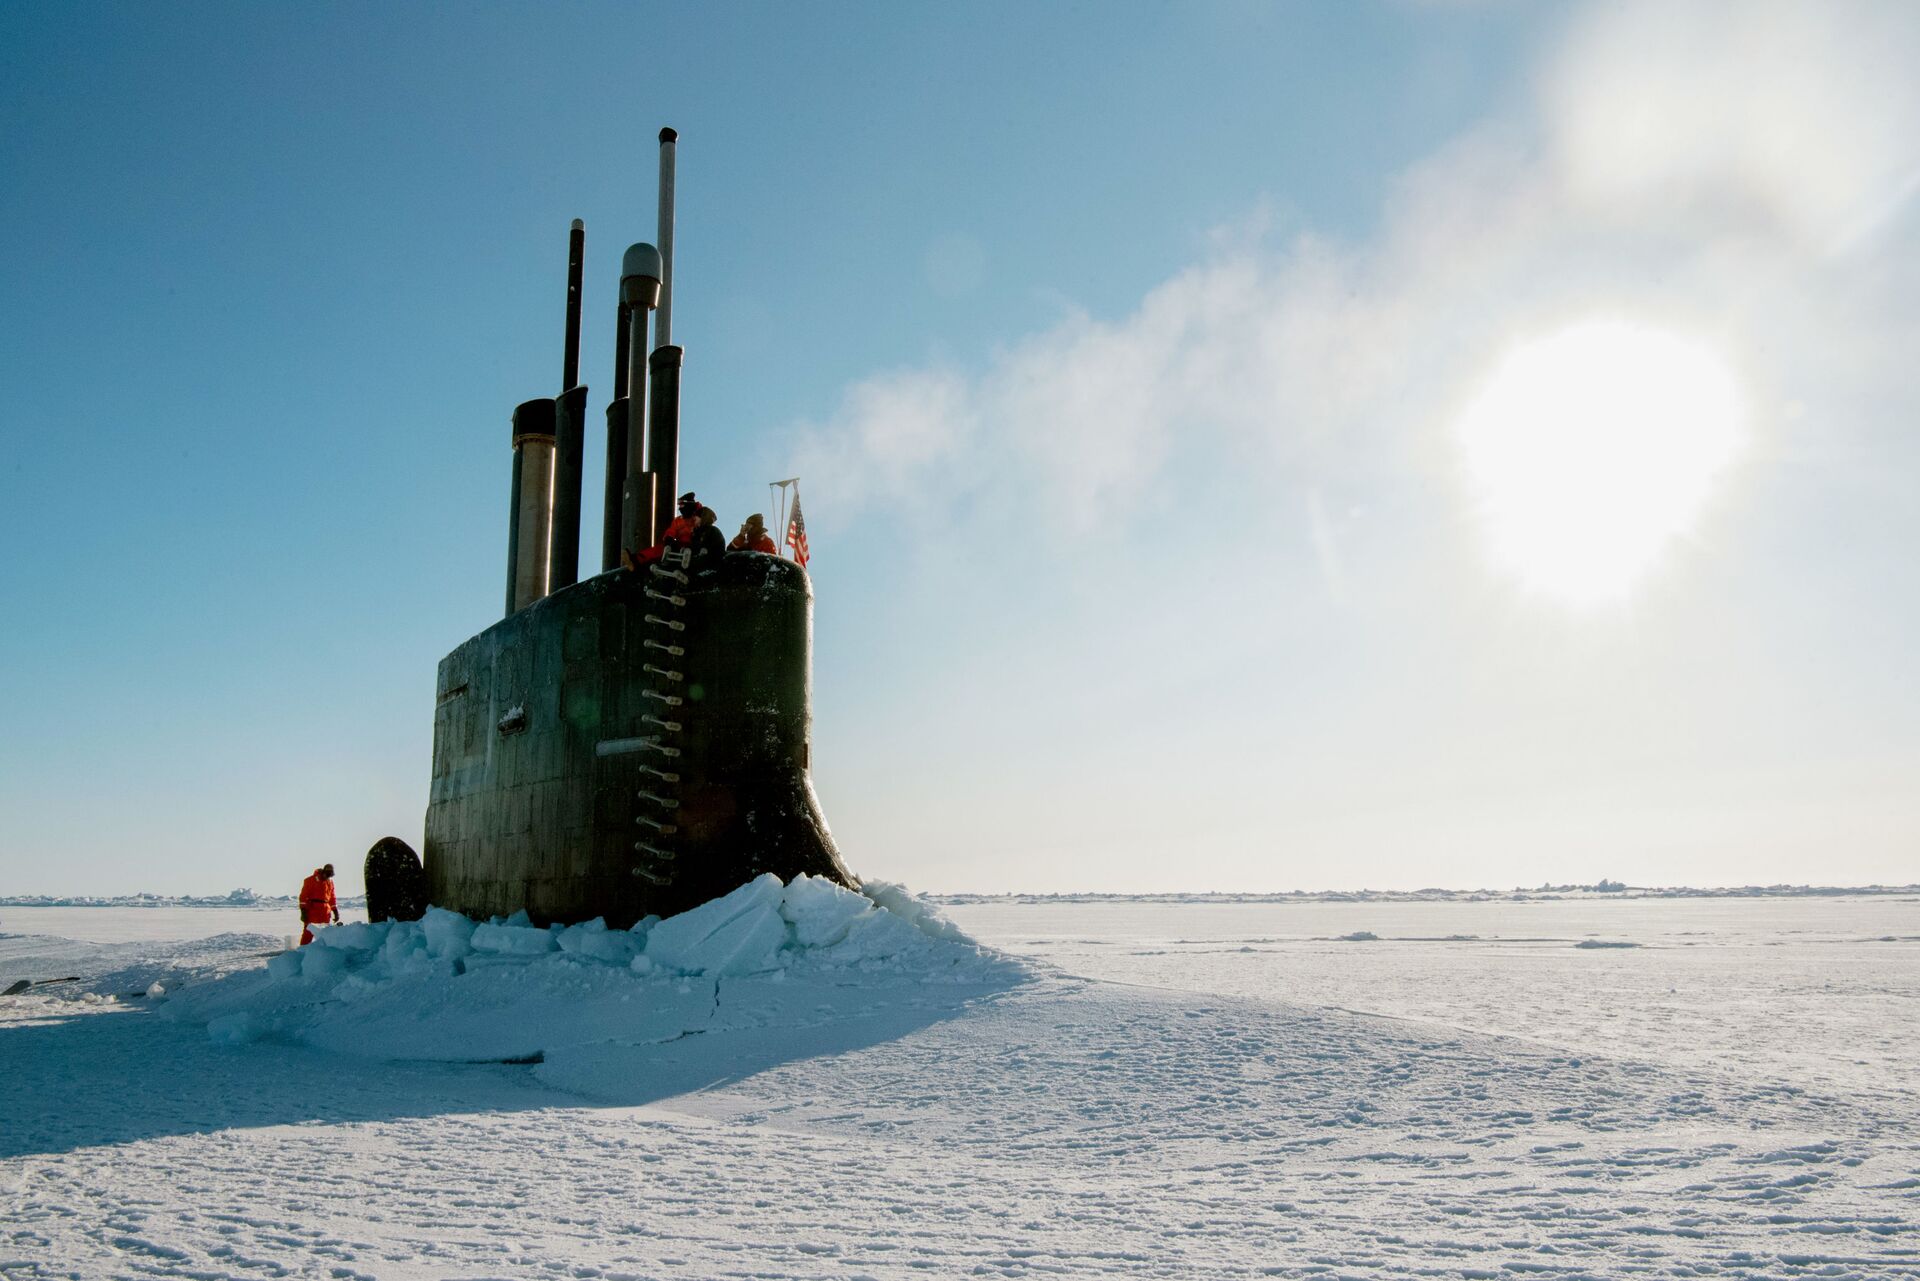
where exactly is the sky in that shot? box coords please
[1,1,1915,897]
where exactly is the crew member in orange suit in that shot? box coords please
[729,513,778,555]
[623,492,702,570]
[299,864,340,946]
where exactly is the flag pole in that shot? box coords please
[769,477,799,560]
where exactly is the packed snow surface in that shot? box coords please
[160,874,1024,1085]
[2,889,1916,1278]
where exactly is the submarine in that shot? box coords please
[365,129,857,929]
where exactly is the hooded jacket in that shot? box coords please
[299,872,337,925]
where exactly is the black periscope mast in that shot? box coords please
[364,129,858,928]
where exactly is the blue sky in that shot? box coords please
[2,2,1915,897]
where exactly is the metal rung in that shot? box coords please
[644,614,686,632]
[634,842,677,861]
[639,765,680,783]
[638,738,681,758]
[631,864,670,884]
[649,566,688,585]
[643,639,686,657]
[635,790,680,809]
[633,816,678,833]
[643,714,681,732]
[662,546,691,566]
[642,689,683,707]
[644,588,687,607]
[643,663,683,682]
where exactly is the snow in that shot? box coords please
[417,903,475,959]
[0,889,284,908]
[642,870,790,974]
[0,903,299,945]
[2,889,1916,1278]
[780,868,875,946]
[143,875,1022,1081]
[467,919,558,955]
[555,916,641,964]
[941,894,1920,1102]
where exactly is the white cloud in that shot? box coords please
[792,1,1919,558]
[1543,0,1920,254]
[802,1,1920,890]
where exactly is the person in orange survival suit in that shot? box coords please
[298,864,340,946]
[729,513,778,555]
[622,492,702,571]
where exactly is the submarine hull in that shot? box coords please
[425,553,854,926]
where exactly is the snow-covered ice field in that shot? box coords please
[3,890,1916,1279]
[943,896,1920,1109]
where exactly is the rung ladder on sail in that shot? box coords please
[633,546,694,885]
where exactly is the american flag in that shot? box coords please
[785,490,810,567]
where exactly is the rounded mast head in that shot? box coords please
[621,242,663,310]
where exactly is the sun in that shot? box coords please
[1456,319,1746,606]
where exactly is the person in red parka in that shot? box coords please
[623,492,702,571]
[299,864,340,946]
[729,513,778,555]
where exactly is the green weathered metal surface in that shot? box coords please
[424,553,854,927]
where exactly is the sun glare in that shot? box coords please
[1457,320,1746,607]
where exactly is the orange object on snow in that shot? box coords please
[299,869,338,946]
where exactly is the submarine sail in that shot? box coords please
[412,128,857,927]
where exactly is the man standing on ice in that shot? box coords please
[298,864,340,945]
